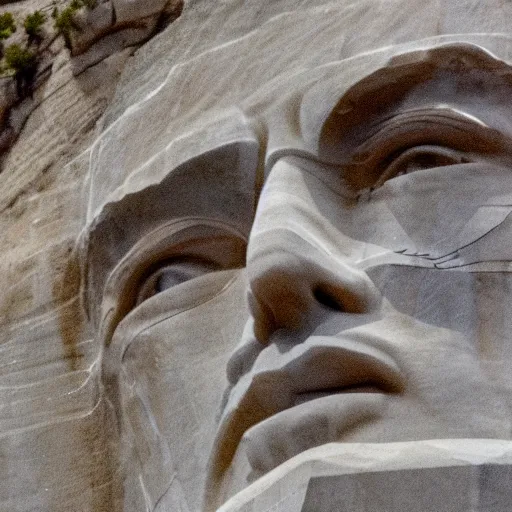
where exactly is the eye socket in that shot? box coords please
[99,222,247,348]
[344,108,505,190]
[373,144,470,187]
[136,257,222,305]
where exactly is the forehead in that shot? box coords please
[86,35,512,225]
[85,0,512,223]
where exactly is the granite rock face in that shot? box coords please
[70,0,183,74]
[112,0,169,23]
[0,0,182,176]
[4,1,512,512]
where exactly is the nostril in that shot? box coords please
[313,283,370,313]
[313,286,343,311]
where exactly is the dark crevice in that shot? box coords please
[313,287,343,310]
[154,0,184,35]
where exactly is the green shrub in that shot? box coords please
[52,0,97,49]
[69,0,97,10]
[53,6,80,48]
[4,43,37,98]
[4,43,36,72]
[0,12,16,40]
[24,11,47,43]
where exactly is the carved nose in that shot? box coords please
[247,229,382,344]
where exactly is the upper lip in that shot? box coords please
[243,335,404,415]
[207,333,405,489]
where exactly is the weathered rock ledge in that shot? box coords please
[0,0,182,174]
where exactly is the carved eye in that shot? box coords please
[373,145,470,187]
[136,258,221,305]
[346,108,505,190]
[99,222,247,347]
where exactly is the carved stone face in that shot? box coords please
[86,31,512,512]
[206,44,512,507]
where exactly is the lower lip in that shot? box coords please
[242,392,387,479]
[294,386,383,406]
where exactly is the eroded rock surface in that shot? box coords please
[70,0,183,74]
[0,0,182,176]
[4,1,512,512]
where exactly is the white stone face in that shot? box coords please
[15,0,512,511]
[202,45,512,508]
[87,39,512,511]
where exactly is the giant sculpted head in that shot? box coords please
[81,0,512,510]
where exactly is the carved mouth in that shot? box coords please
[205,335,405,507]
[293,383,383,405]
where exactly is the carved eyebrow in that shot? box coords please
[354,106,503,159]
[437,106,488,127]
[334,105,510,190]
[364,106,489,141]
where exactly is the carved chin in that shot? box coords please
[213,392,511,508]
[241,393,386,479]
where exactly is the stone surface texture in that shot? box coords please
[219,440,512,512]
[3,1,512,512]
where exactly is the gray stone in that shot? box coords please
[112,0,168,23]
[5,1,512,511]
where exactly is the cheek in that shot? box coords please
[368,267,480,338]
[105,271,249,507]
[358,303,512,431]
[368,268,512,366]
[117,270,249,426]
[330,164,512,259]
